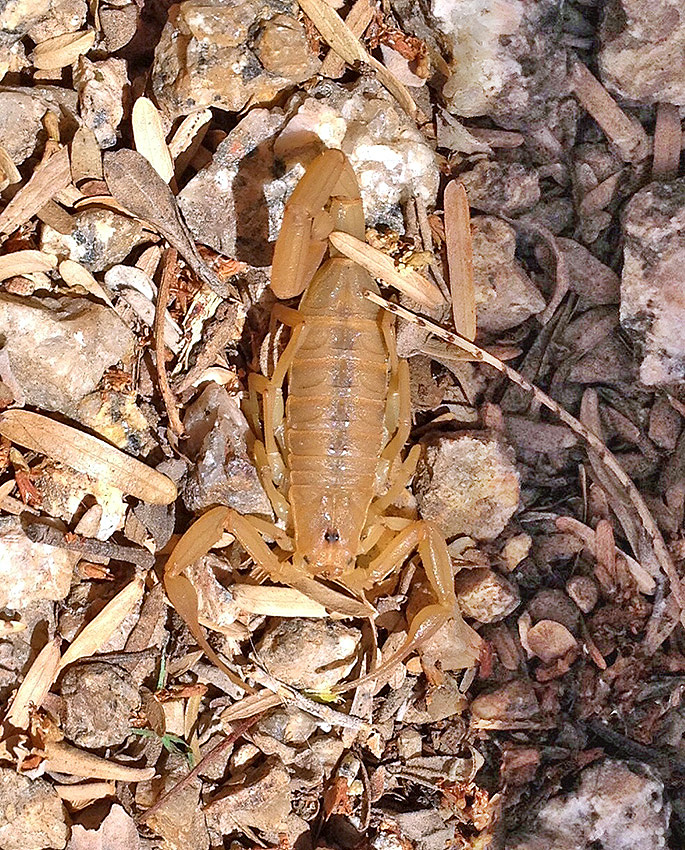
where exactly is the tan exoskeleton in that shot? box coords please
[165,149,481,688]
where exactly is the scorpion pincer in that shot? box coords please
[165,148,481,686]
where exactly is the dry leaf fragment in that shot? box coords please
[58,259,114,305]
[168,109,212,161]
[296,0,419,119]
[70,126,103,185]
[0,146,71,235]
[31,29,96,70]
[0,250,57,281]
[54,781,116,804]
[320,0,374,79]
[569,61,650,163]
[444,181,475,341]
[328,230,443,307]
[103,149,236,299]
[59,577,145,670]
[652,103,682,180]
[42,739,155,781]
[0,409,177,505]
[132,97,174,183]
[6,638,61,729]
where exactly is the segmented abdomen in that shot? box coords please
[284,259,389,560]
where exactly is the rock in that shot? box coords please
[0,91,60,166]
[74,56,128,149]
[526,589,580,633]
[373,807,452,850]
[76,390,156,455]
[507,759,669,850]
[455,567,520,622]
[0,768,68,850]
[178,108,286,267]
[470,678,540,728]
[501,533,532,571]
[205,757,291,836]
[145,757,208,850]
[549,238,620,306]
[460,160,540,216]
[620,178,685,385]
[27,0,87,42]
[182,383,272,516]
[255,618,361,691]
[179,78,440,259]
[67,804,140,850]
[414,435,520,541]
[60,661,141,748]
[0,517,75,609]
[0,294,135,415]
[41,208,146,271]
[599,0,685,105]
[526,620,577,663]
[0,0,50,55]
[566,576,599,614]
[277,78,440,230]
[434,0,575,145]
[471,216,545,332]
[99,1,139,52]
[151,0,320,121]
[183,554,242,632]
[0,602,55,702]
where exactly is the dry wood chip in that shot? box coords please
[6,638,61,729]
[103,149,236,299]
[0,409,177,505]
[0,146,21,190]
[231,584,328,617]
[467,127,524,148]
[652,102,682,180]
[0,249,57,281]
[54,781,116,803]
[59,577,145,670]
[0,146,71,235]
[168,108,212,161]
[296,0,419,120]
[569,60,650,163]
[328,230,443,307]
[132,96,174,183]
[36,198,75,234]
[31,29,96,70]
[579,170,623,217]
[444,180,475,341]
[42,739,155,781]
[320,0,374,79]
[70,126,103,185]
[59,259,113,305]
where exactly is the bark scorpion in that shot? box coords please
[165,149,482,688]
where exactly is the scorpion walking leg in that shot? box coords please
[341,519,481,688]
[248,318,308,523]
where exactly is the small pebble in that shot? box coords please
[566,576,599,614]
[454,567,520,623]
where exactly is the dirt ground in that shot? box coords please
[0,0,684,848]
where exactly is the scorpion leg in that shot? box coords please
[248,320,306,494]
[342,519,481,683]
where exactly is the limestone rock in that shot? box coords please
[454,567,520,622]
[433,0,575,152]
[27,0,87,42]
[205,757,291,836]
[460,160,540,216]
[507,759,669,850]
[621,178,685,385]
[152,0,320,121]
[0,769,68,850]
[256,618,361,691]
[472,216,545,332]
[599,0,685,105]
[41,208,146,271]
[74,56,128,149]
[182,383,272,516]
[60,661,141,748]
[414,435,520,541]
[0,293,134,415]
[0,517,74,609]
